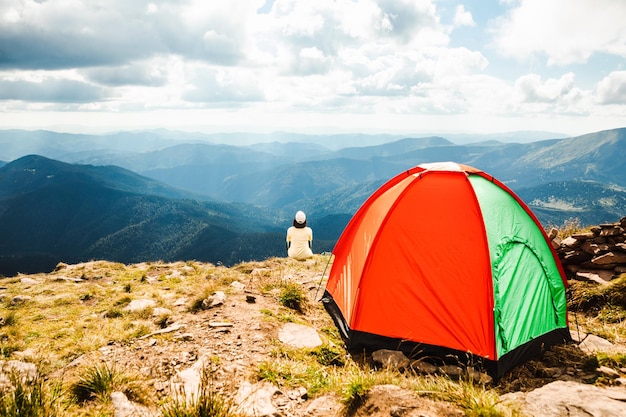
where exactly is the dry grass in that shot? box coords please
[1,251,625,416]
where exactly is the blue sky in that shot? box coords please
[0,0,624,136]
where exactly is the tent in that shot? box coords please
[322,162,571,379]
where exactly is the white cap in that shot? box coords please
[295,211,306,224]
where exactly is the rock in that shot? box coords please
[371,349,410,370]
[575,270,614,284]
[169,359,205,402]
[230,281,245,292]
[278,323,322,348]
[302,394,342,416]
[0,360,38,392]
[208,321,233,328]
[10,295,31,305]
[571,330,617,354]
[548,227,559,240]
[202,291,226,309]
[152,307,172,317]
[124,299,156,312]
[599,226,623,237]
[111,391,158,417]
[54,262,68,271]
[410,360,438,375]
[439,364,464,379]
[597,366,620,379]
[591,251,626,265]
[503,380,626,417]
[20,277,39,285]
[561,236,581,248]
[234,381,281,417]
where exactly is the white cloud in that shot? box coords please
[0,0,623,135]
[596,71,626,105]
[514,73,576,103]
[453,5,475,27]
[492,0,626,65]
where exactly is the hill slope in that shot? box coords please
[0,256,624,416]
[0,156,291,275]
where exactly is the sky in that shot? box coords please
[0,0,624,137]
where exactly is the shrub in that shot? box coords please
[71,361,148,406]
[0,371,63,417]
[278,282,306,312]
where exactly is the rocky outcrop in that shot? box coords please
[551,216,626,284]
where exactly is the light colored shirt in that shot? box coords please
[286,226,313,260]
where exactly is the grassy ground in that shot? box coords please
[0,251,624,416]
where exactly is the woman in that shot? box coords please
[286,210,313,260]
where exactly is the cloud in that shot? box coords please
[83,61,169,87]
[0,76,106,103]
[491,0,626,65]
[0,0,260,70]
[596,71,626,104]
[182,66,265,104]
[453,5,475,27]
[514,73,576,103]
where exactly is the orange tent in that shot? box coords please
[322,162,570,379]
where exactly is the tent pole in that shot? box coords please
[314,253,333,301]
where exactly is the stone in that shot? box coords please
[0,360,38,392]
[202,291,226,309]
[570,330,617,354]
[599,226,623,237]
[111,391,158,417]
[230,281,245,291]
[561,236,581,248]
[502,380,626,417]
[10,295,31,305]
[234,381,281,417]
[575,270,614,284]
[410,360,438,375]
[548,227,559,240]
[152,307,172,317]
[124,299,156,312]
[591,251,626,265]
[371,349,410,370]
[20,277,39,285]
[278,323,322,348]
[303,394,342,417]
[596,366,620,379]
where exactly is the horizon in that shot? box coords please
[0,1,625,137]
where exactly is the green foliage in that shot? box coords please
[71,362,117,403]
[310,346,345,367]
[569,275,626,312]
[278,282,306,312]
[104,308,124,319]
[1,311,18,327]
[70,361,148,406]
[114,296,132,307]
[0,371,64,417]
[596,352,626,369]
[340,373,371,416]
[413,376,510,417]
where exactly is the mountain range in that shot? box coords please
[0,127,624,276]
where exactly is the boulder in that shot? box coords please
[278,323,322,348]
[502,380,626,417]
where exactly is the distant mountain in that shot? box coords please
[0,129,193,161]
[0,127,625,276]
[516,180,626,226]
[0,156,308,276]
